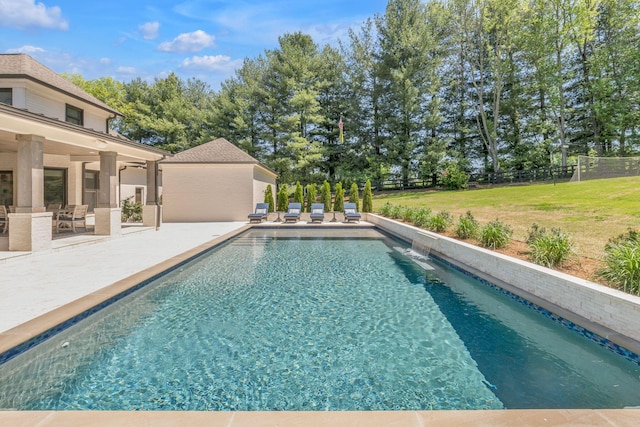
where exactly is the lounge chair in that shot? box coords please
[343,202,361,223]
[56,204,89,233]
[283,202,301,223]
[310,203,325,223]
[248,203,269,223]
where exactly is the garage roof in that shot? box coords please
[162,138,261,164]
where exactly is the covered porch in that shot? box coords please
[0,104,167,252]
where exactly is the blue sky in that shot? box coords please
[0,0,388,89]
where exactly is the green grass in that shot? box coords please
[372,176,640,259]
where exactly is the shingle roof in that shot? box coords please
[161,138,260,164]
[0,54,119,115]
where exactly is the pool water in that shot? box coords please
[0,228,639,410]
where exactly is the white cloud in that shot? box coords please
[6,45,46,54]
[99,57,112,65]
[157,30,214,53]
[139,21,160,40]
[0,0,68,30]
[180,55,241,72]
[116,66,137,74]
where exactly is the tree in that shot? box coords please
[376,0,446,183]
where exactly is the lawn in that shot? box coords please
[371,176,640,263]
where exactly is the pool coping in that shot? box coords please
[1,408,640,426]
[2,221,640,425]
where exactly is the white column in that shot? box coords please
[94,151,121,236]
[142,160,161,228]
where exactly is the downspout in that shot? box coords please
[118,165,128,208]
[156,156,165,231]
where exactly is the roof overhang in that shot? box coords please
[0,103,168,162]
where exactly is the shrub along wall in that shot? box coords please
[366,213,640,353]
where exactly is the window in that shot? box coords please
[65,104,83,125]
[83,170,99,212]
[44,168,67,207]
[0,171,13,208]
[0,88,12,105]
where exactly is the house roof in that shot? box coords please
[162,138,260,164]
[0,54,120,116]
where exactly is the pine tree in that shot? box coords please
[264,184,275,212]
[362,180,373,212]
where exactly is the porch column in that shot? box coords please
[9,134,52,251]
[94,151,121,236]
[142,160,161,228]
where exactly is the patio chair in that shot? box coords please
[283,202,302,223]
[343,202,361,223]
[56,204,89,233]
[0,205,7,234]
[248,203,269,223]
[310,203,325,223]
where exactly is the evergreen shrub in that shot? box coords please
[333,182,344,212]
[349,183,360,211]
[321,181,332,212]
[305,183,317,213]
[362,180,373,213]
[277,184,289,211]
[294,181,304,204]
[264,184,275,212]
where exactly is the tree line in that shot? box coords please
[69,0,640,186]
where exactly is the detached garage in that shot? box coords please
[161,138,277,222]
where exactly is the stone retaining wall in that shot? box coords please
[364,213,640,349]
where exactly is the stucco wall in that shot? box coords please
[367,213,640,348]
[162,164,255,222]
[252,166,277,208]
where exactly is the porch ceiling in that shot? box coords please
[0,106,167,162]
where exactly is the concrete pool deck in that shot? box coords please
[1,221,639,426]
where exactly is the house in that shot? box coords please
[161,138,277,222]
[0,54,167,251]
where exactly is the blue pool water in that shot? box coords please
[0,228,639,410]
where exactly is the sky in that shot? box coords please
[0,0,388,90]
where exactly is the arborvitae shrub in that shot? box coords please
[276,184,289,211]
[264,184,275,212]
[294,181,304,204]
[333,182,344,212]
[349,183,360,211]
[362,180,373,212]
[305,183,317,213]
[321,180,332,212]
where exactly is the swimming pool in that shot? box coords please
[0,228,639,410]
